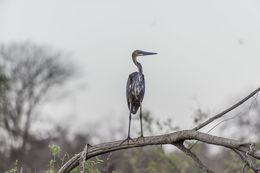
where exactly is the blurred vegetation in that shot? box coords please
[1,42,260,172]
[0,68,8,96]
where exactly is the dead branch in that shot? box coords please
[193,87,260,131]
[174,142,215,173]
[58,130,260,173]
[232,148,260,173]
[58,87,260,173]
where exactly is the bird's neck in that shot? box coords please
[136,62,143,74]
[132,55,143,74]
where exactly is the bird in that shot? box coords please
[121,50,157,144]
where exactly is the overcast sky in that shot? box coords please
[1,0,260,138]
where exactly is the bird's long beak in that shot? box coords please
[139,51,157,56]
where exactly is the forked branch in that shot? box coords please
[58,87,260,173]
[193,87,260,131]
[58,130,260,173]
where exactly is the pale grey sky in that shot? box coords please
[1,0,260,138]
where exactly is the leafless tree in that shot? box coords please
[0,42,74,164]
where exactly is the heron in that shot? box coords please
[121,50,157,144]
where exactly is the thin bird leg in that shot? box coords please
[120,109,134,145]
[140,104,144,137]
[136,104,145,142]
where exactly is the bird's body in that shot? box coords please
[126,71,145,114]
[121,50,157,144]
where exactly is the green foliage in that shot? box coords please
[71,156,104,173]
[5,160,18,173]
[44,144,108,173]
[181,160,189,169]
[85,156,104,168]
[46,144,62,173]
[49,144,61,158]
[255,142,260,149]
[192,169,200,173]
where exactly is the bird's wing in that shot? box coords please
[126,74,132,110]
[138,74,145,102]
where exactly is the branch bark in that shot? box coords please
[174,142,215,173]
[58,130,260,173]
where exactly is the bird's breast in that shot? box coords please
[132,75,144,97]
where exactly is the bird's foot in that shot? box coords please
[120,137,134,145]
[136,135,145,142]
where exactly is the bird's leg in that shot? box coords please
[120,110,134,145]
[136,104,145,142]
[140,104,144,137]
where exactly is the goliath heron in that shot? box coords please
[122,50,157,144]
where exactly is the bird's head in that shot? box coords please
[132,50,157,65]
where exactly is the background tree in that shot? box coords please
[0,42,74,171]
[0,67,8,95]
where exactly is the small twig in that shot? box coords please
[174,142,215,173]
[79,144,91,173]
[190,93,259,150]
[105,152,113,173]
[193,87,260,131]
[232,148,260,173]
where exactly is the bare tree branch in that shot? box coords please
[193,87,260,131]
[232,148,260,173]
[58,130,260,173]
[79,144,88,173]
[174,142,215,173]
[57,87,260,172]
